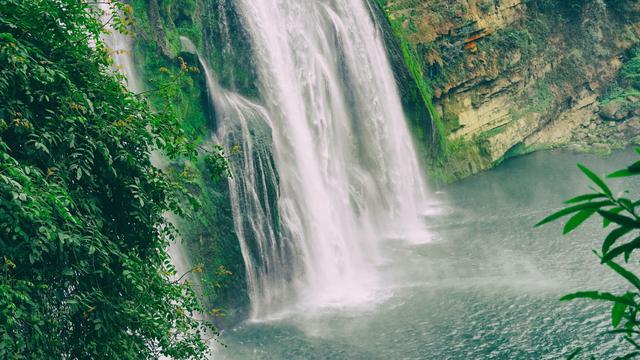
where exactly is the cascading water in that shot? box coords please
[220,0,432,319]
[99,6,141,93]
[179,36,292,320]
[177,40,284,321]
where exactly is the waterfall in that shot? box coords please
[99,5,141,93]
[103,0,432,321]
[180,36,294,320]
[221,0,432,319]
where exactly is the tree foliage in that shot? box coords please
[537,148,640,359]
[0,0,219,358]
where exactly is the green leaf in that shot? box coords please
[632,161,640,171]
[608,160,640,178]
[564,193,607,204]
[535,201,613,227]
[578,163,612,196]
[626,336,640,350]
[614,352,640,360]
[604,207,624,228]
[566,348,582,360]
[561,291,636,306]
[620,198,636,213]
[603,227,634,254]
[598,210,640,229]
[609,169,639,178]
[606,329,640,336]
[602,253,640,290]
[602,237,640,263]
[612,301,628,327]
[62,268,74,276]
[563,209,597,234]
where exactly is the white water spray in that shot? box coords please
[225,0,432,319]
[99,6,141,93]
[179,36,295,320]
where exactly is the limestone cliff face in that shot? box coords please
[380,0,640,181]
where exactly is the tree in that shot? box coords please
[537,148,640,359]
[0,0,220,358]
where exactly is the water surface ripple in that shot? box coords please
[218,149,638,359]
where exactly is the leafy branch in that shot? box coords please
[537,148,640,359]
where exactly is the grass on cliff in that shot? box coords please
[374,0,466,184]
[603,45,640,106]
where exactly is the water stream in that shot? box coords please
[227,0,432,319]
[217,149,638,359]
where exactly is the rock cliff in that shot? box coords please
[378,0,640,182]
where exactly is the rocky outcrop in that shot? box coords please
[380,0,640,182]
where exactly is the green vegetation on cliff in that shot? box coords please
[376,0,516,184]
[0,1,222,357]
[373,0,455,184]
[602,45,640,108]
[126,0,256,319]
[376,0,640,183]
[130,0,258,99]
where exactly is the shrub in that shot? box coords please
[0,1,221,358]
[537,148,640,359]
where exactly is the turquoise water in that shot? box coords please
[217,149,638,359]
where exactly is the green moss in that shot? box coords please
[127,0,257,322]
[430,137,492,183]
[131,41,210,142]
[130,0,259,97]
[374,1,460,184]
[442,110,462,134]
[496,142,532,165]
[175,158,249,322]
[478,0,493,13]
[481,124,509,139]
[603,45,640,108]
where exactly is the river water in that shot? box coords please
[217,149,638,359]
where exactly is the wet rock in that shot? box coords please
[573,130,587,140]
[592,142,612,155]
[600,100,626,120]
[628,117,640,129]
[615,110,628,120]
[568,143,587,152]
[613,140,628,150]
